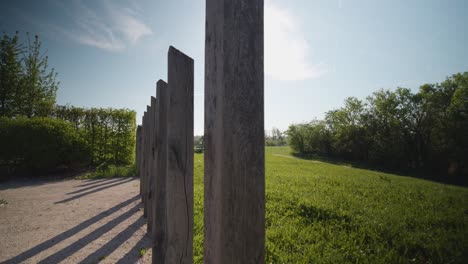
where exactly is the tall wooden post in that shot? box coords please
[147,97,157,234]
[141,113,146,205]
[166,46,194,263]
[204,0,265,263]
[153,80,169,263]
[144,105,151,218]
[136,125,142,188]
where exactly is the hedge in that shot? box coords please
[0,117,89,173]
[0,106,136,174]
[52,105,136,165]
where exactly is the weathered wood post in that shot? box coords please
[144,105,151,218]
[152,79,169,263]
[147,96,157,234]
[204,0,265,263]
[166,46,194,263]
[136,125,142,188]
[141,112,146,205]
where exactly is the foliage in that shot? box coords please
[52,105,137,166]
[191,147,468,263]
[265,127,287,146]
[79,164,136,179]
[0,32,58,118]
[194,135,204,153]
[138,248,148,258]
[0,32,137,171]
[287,72,468,185]
[0,117,89,173]
[0,32,23,117]
[0,33,136,172]
[0,105,136,174]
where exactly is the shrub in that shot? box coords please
[0,117,89,173]
[53,106,136,165]
[80,164,136,179]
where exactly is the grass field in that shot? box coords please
[193,146,468,263]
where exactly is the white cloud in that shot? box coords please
[265,0,326,81]
[104,2,152,45]
[60,1,152,51]
[75,35,125,52]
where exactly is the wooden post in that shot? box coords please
[204,0,265,262]
[136,125,142,205]
[166,46,194,263]
[153,80,169,263]
[147,96,157,234]
[141,113,146,205]
[136,125,141,183]
[144,105,150,218]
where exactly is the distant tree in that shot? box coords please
[20,34,59,117]
[272,127,286,144]
[194,135,204,153]
[286,72,468,184]
[425,72,468,176]
[0,32,23,117]
[303,120,332,155]
[194,135,204,148]
[325,97,369,160]
[286,124,307,153]
[265,127,286,146]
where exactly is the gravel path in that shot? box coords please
[0,177,152,264]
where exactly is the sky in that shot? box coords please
[1,0,467,135]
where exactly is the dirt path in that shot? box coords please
[0,177,152,264]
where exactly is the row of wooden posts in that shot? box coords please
[136,1,264,263]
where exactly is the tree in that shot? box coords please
[286,124,307,153]
[0,33,59,118]
[0,32,23,117]
[271,127,286,146]
[325,97,369,160]
[286,72,468,184]
[442,73,468,176]
[20,34,59,117]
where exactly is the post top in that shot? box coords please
[157,79,167,86]
[168,46,194,63]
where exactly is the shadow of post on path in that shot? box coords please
[78,216,146,264]
[68,177,129,195]
[37,203,142,264]
[55,178,135,204]
[115,233,151,264]
[75,177,126,188]
[1,195,140,264]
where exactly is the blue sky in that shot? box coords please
[1,0,467,135]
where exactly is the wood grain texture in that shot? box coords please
[204,0,265,263]
[141,112,146,209]
[147,96,157,234]
[143,106,150,218]
[166,46,194,263]
[136,125,142,198]
[153,80,169,263]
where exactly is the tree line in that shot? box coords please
[287,72,468,185]
[265,127,287,146]
[0,32,136,174]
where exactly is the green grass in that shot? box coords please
[138,247,148,258]
[193,146,468,263]
[77,164,136,179]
